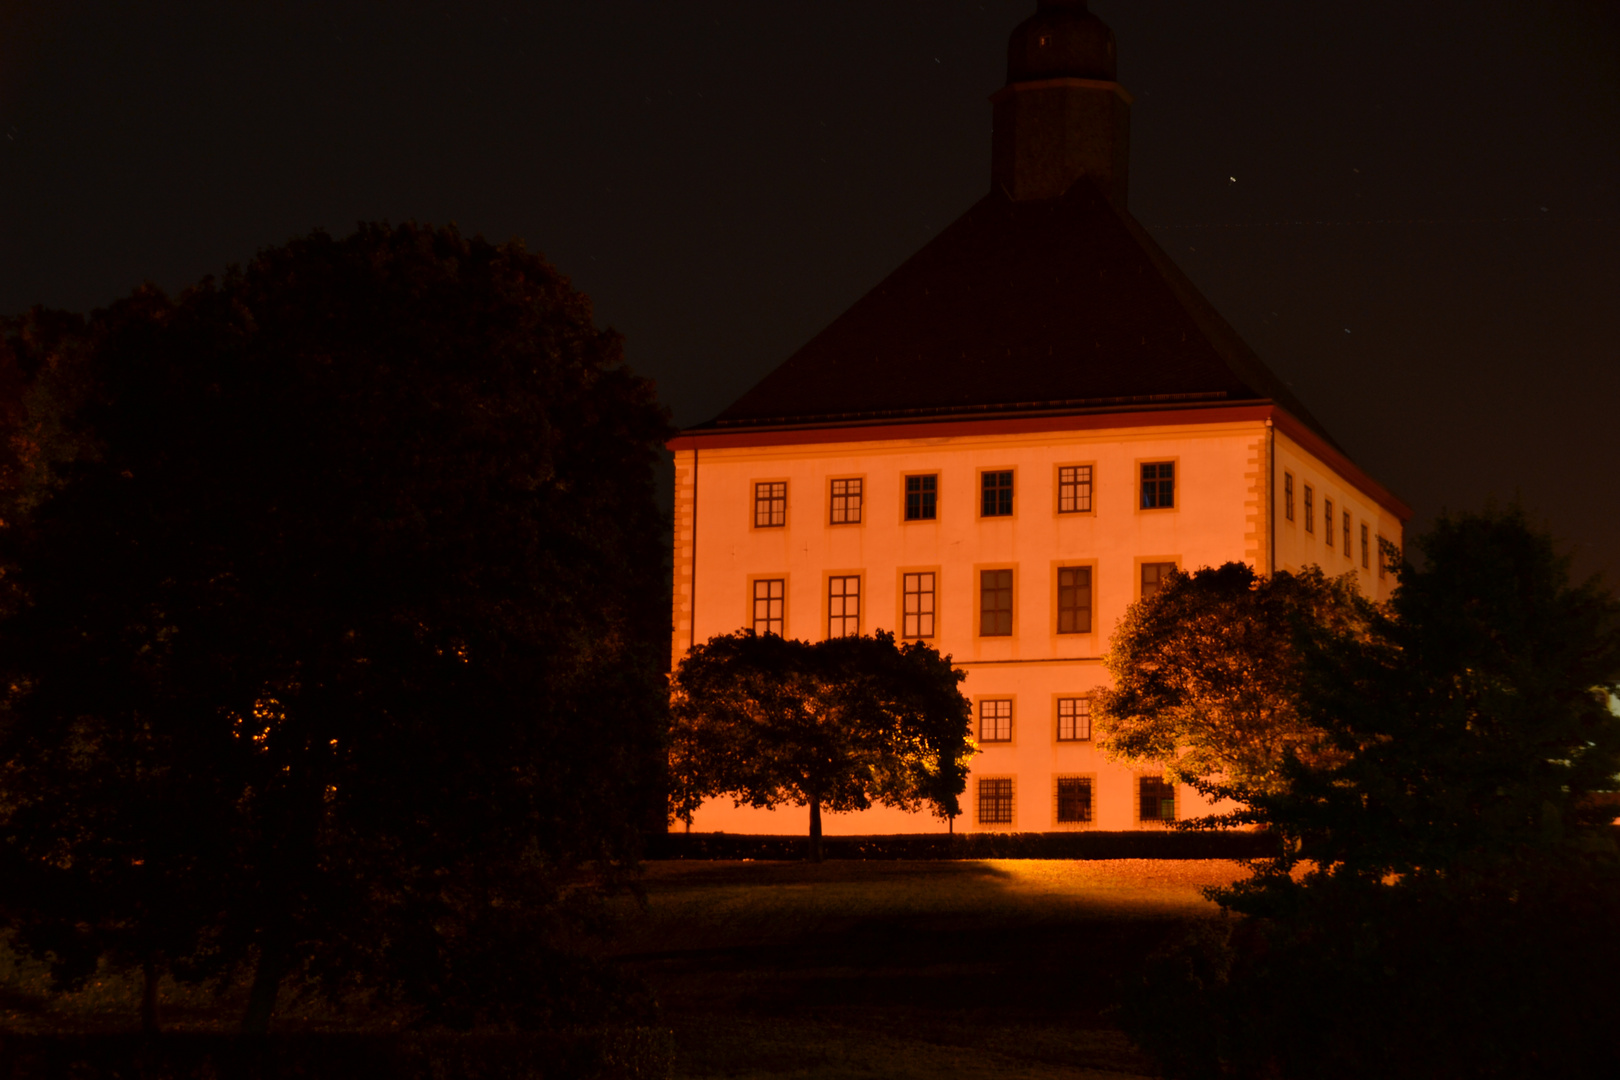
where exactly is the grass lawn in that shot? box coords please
[607,859,1249,1080]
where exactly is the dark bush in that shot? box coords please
[0,1029,674,1080]
[648,830,1279,861]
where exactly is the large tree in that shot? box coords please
[669,631,973,860]
[1118,508,1620,1079]
[1095,563,1366,793]
[0,224,672,1031]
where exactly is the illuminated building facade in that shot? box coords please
[668,0,1408,833]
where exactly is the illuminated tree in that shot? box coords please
[669,631,973,860]
[0,224,671,1031]
[1095,562,1366,793]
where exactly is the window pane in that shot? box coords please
[1057,566,1092,634]
[1141,562,1176,602]
[979,699,1012,742]
[977,777,1013,825]
[754,481,786,528]
[1140,462,1174,509]
[1343,512,1352,557]
[904,474,937,521]
[1284,472,1294,521]
[1057,697,1091,741]
[1139,777,1175,822]
[980,569,1013,636]
[828,575,860,637]
[902,572,935,638]
[830,478,862,524]
[981,471,1013,517]
[1057,777,1092,823]
[1058,465,1092,514]
[1304,485,1314,533]
[752,578,784,636]
[1324,498,1335,548]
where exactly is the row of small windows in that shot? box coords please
[1283,472,1384,575]
[750,562,1179,639]
[974,775,1177,826]
[752,462,1173,529]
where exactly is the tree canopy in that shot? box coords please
[1095,563,1365,793]
[0,223,672,1032]
[669,631,973,860]
[1118,508,1620,1079]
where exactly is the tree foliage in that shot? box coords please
[0,223,672,1032]
[1118,508,1620,1079]
[1095,563,1365,792]
[669,631,973,859]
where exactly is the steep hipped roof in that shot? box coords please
[694,176,1339,448]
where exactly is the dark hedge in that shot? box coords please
[0,1029,673,1080]
[648,830,1280,861]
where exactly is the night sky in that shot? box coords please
[2,1,1615,580]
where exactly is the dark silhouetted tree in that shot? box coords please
[1118,508,1620,1080]
[0,224,672,1032]
[669,631,973,860]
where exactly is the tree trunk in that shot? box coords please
[240,932,290,1034]
[140,955,160,1035]
[808,799,823,863]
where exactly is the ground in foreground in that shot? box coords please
[608,859,1247,1080]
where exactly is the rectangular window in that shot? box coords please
[977,777,1013,825]
[1284,472,1294,521]
[902,572,935,638]
[1139,777,1176,822]
[981,470,1014,517]
[979,699,1012,742]
[828,575,860,637]
[1056,777,1093,824]
[1361,524,1370,569]
[1304,484,1314,534]
[980,569,1013,636]
[754,482,786,528]
[1377,535,1388,579]
[1343,511,1352,559]
[1141,562,1176,602]
[1058,465,1093,514]
[829,478,862,524]
[1057,566,1092,634]
[1057,697,1091,741]
[904,474,937,521]
[1324,498,1335,549]
[1140,462,1174,509]
[752,578,784,636]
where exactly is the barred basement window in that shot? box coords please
[1057,566,1092,634]
[1140,462,1174,509]
[904,474,938,521]
[1058,465,1093,513]
[1056,777,1093,823]
[829,478,862,524]
[979,699,1012,743]
[1057,697,1091,741]
[981,470,1014,517]
[977,777,1013,825]
[1141,562,1176,602]
[1304,484,1314,534]
[980,569,1013,636]
[1324,497,1335,549]
[754,482,786,528]
[828,575,860,637]
[902,572,935,638]
[1139,777,1176,823]
[752,579,784,636]
[1284,472,1294,521]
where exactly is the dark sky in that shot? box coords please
[2,1,1616,580]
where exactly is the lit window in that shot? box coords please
[1140,462,1174,509]
[1304,484,1314,534]
[902,572,935,638]
[904,474,937,521]
[1141,562,1177,602]
[754,482,786,528]
[1324,498,1335,549]
[752,579,784,636]
[1056,777,1093,823]
[980,569,1013,636]
[981,470,1013,517]
[979,699,1012,742]
[977,777,1013,825]
[1284,472,1294,521]
[1139,776,1176,822]
[828,575,860,637]
[829,478,862,524]
[1057,566,1092,634]
[1057,697,1091,741]
[1058,465,1093,514]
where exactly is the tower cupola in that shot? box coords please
[992,0,1132,205]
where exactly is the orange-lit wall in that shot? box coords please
[670,408,1405,834]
